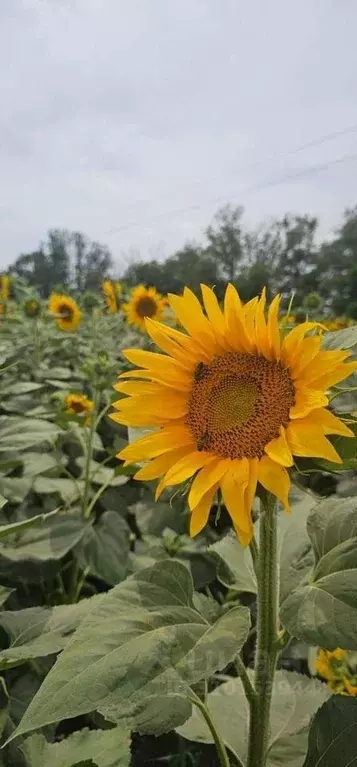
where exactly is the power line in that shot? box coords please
[106,145,357,235]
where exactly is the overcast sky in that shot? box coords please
[1,0,357,272]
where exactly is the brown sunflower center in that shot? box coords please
[187,352,295,459]
[136,296,157,318]
[58,303,73,320]
[69,400,86,414]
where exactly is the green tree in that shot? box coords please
[205,204,244,282]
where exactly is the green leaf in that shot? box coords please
[76,512,130,585]
[322,326,357,352]
[0,513,88,563]
[33,476,83,503]
[9,560,250,739]
[0,417,62,452]
[21,452,59,477]
[303,695,357,767]
[209,532,257,594]
[279,494,315,606]
[178,671,330,766]
[0,476,32,503]
[281,496,357,648]
[0,587,13,607]
[21,726,131,767]
[5,382,44,395]
[0,510,58,540]
[0,595,101,670]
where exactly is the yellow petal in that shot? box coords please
[190,482,219,536]
[114,380,161,396]
[264,426,294,466]
[281,322,322,365]
[145,318,199,367]
[118,424,192,462]
[296,408,354,438]
[168,290,217,354]
[134,445,194,480]
[267,294,281,360]
[188,458,230,510]
[286,421,343,464]
[289,389,328,419]
[305,361,357,392]
[115,391,188,419]
[289,335,321,378]
[155,451,216,500]
[201,284,226,336]
[224,284,252,352]
[258,456,291,511]
[123,348,192,375]
[220,459,252,536]
[118,367,192,392]
[299,350,351,384]
[255,289,269,357]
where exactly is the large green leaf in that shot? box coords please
[21,727,131,767]
[0,595,100,670]
[33,476,83,503]
[322,326,357,352]
[178,671,330,766]
[281,496,357,648]
[0,513,87,563]
[0,476,32,503]
[10,560,250,740]
[279,493,315,606]
[0,510,58,540]
[303,695,357,766]
[209,532,257,594]
[0,417,62,452]
[76,512,131,585]
[21,452,59,477]
[4,382,44,395]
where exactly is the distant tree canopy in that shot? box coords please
[9,229,113,297]
[6,204,357,317]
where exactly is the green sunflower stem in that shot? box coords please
[188,691,232,767]
[82,385,100,519]
[247,492,279,767]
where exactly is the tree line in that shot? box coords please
[7,203,357,317]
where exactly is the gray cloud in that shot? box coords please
[1,0,357,271]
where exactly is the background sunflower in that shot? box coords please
[102,280,117,314]
[48,293,81,332]
[121,284,166,330]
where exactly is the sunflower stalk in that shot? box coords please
[246,492,279,767]
[82,384,100,519]
[188,690,232,767]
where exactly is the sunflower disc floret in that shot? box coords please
[111,284,357,543]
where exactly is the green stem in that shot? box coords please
[188,691,232,767]
[82,386,100,519]
[249,534,259,579]
[247,493,279,767]
[234,656,257,707]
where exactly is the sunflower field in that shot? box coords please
[1,275,357,767]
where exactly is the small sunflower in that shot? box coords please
[122,285,165,331]
[65,393,93,424]
[315,648,357,696]
[111,284,357,543]
[0,300,6,316]
[24,298,41,318]
[0,275,9,301]
[102,280,117,314]
[48,293,81,332]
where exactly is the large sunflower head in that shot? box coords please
[111,284,357,543]
[102,280,117,314]
[65,393,93,424]
[48,293,81,332]
[122,285,165,330]
[0,275,9,301]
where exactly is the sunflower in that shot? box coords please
[65,393,93,424]
[48,293,81,332]
[102,280,118,314]
[122,285,165,330]
[111,284,357,543]
[24,298,41,318]
[0,274,9,301]
[315,648,357,695]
